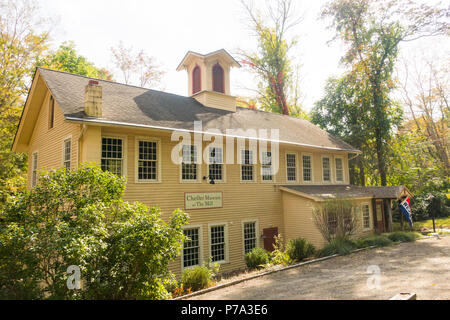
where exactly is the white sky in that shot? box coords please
[37,0,447,111]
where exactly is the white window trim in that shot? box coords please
[181,224,204,270]
[61,134,72,171]
[180,144,201,183]
[31,150,39,188]
[301,152,314,183]
[285,151,298,183]
[101,134,128,178]
[259,149,275,183]
[208,222,229,265]
[334,155,345,184]
[361,202,372,231]
[207,146,226,183]
[241,219,260,255]
[321,155,332,183]
[239,147,256,183]
[134,136,162,183]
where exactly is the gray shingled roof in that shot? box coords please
[281,185,410,200]
[38,68,360,152]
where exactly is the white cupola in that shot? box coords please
[176,49,241,112]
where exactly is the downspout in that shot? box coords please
[78,124,87,166]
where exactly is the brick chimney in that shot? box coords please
[84,80,102,117]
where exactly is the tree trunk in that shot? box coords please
[372,81,387,186]
[358,157,365,186]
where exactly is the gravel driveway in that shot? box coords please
[188,236,450,300]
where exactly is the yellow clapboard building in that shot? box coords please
[12,49,412,276]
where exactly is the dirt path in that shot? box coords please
[188,236,450,300]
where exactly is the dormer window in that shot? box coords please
[212,63,224,93]
[192,65,201,94]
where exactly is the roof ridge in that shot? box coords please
[37,67,196,101]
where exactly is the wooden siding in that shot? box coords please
[24,90,358,277]
[27,90,80,189]
[282,192,375,249]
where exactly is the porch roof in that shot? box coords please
[280,185,412,201]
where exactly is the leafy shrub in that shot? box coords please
[387,231,419,242]
[316,237,357,257]
[0,165,188,300]
[286,238,315,262]
[355,235,393,248]
[270,234,292,266]
[244,247,270,269]
[181,261,220,292]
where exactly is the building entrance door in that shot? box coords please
[263,227,278,252]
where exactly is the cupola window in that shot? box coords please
[212,63,224,93]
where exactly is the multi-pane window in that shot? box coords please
[362,204,370,229]
[261,151,273,181]
[210,225,226,262]
[138,140,158,181]
[335,158,344,182]
[101,137,123,176]
[302,155,312,182]
[182,145,197,181]
[286,153,297,182]
[63,138,71,170]
[31,152,38,187]
[322,157,331,182]
[328,214,337,235]
[183,228,200,268]
[243,222,257,254]
[241,150,254,181]
[208,147,223,181]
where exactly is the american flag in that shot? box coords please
[399,197,413,228]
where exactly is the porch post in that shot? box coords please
[386,199,393,232]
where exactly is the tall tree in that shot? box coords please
[398,56,449,178]
[111,41,164,88]
[40,41,113,80]
[321,0,448,186]
[0,0,52,204]
[238,0,304,116]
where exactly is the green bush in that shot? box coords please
[286,238,316,262]
[181,262,219,292]
[355,235,393,248]
[244,247,270,269]
[387,231,419,242]
[0,165,188,300]
[270,234,292,266]
[316,237,357,257]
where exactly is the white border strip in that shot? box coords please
[65,117,362,153]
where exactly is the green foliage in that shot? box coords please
[355,235,393,248]
[244,247,270,269]
[386,231,419,243]
[239,0,305,116]
[0,165,188,299]
[0,0,50,208]
[270,234,292,266]
[285,237,315,262]
[319,0,447,186]
[0,2,112,209]
[40,41,113,80]
[181,261,220,292]
[316,237,357,258]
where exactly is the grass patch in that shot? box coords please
[386,231,421,242]
[393,217,450,231]
[355,235,393,248]
[316,238,357,258]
